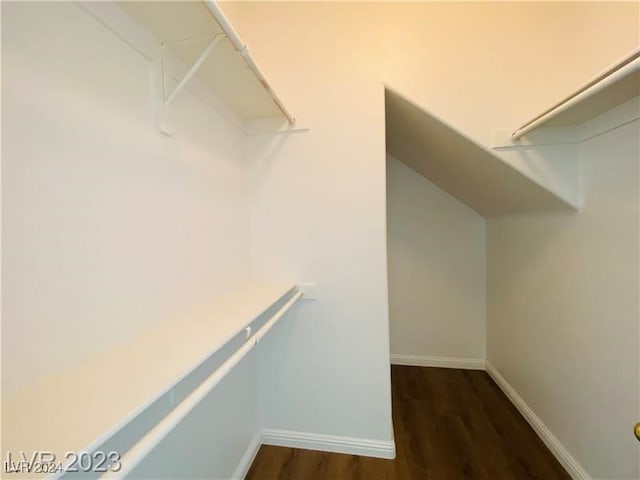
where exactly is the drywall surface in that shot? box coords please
[222,0,639,453]
[2,3,257,476]
[248,57,393,444]
[239,6,393,445]
[487,118,639,478]
[2,0,250,393]
[387,156,485,363]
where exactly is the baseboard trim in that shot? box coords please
[261,429,396,459]
[485,362,590,480]
[232,433,261,480]
[391,354,485,370]
[237,365,589,478]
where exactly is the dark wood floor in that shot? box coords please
[246,366,571,480]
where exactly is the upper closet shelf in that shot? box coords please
[119,1,295,128]
[511,48,640,141]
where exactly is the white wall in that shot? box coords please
[247,51,393,444]
[2,3,257,477]
[227,0,637,449]
[2,1,251,393]
[487,114,639,479]
[225,1,639,471]
[6,2,637,477]
[387,155,485,364]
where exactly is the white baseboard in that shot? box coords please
[391,354,485,370]
[237,365,588,479]
[232,433,262,480]
[485,362,590,480]
[261,429,396,459]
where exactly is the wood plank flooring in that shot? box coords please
[246,366,571,479]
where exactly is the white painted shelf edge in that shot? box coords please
[491,95,640,150]
[201,0,295,127]
[3,281,297,474]
[512,48,640,139]
[493,47,640,149]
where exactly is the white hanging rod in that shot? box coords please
[163,34,225,106]
[105,288,302,479]
[202,0,296,126]
[511,48,640,140]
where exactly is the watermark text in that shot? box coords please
[4,451,122,475]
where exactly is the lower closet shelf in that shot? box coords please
[3,281,299,479]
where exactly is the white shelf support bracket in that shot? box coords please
[163,34,225,107]
[152,34,225,135]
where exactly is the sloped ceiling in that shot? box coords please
[385,89,574,217]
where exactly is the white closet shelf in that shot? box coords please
[118,0,295,126]
[385,88,578,216]
[3,281,297,474]
[512,48,640,140]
